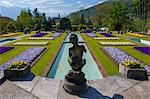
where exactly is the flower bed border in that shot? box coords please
[30,48,48,67]
[4,65,31,78]
[94,37,121,40]
[82,34,109,77]
[99,42,135,46]
[28,37,54,40]
[0,47,15,54]
[42,34,67,77]
[12,42,49,46]
[119,63,148,80]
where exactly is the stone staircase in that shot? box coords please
[0,74,150,99]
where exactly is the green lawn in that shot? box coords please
[31,33,66,76]
[82,33,119,76]
[82,32,150,76]
[0,31,149,77]
[0,31,66,76]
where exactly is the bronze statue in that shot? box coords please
[68,34,86,71]
[63,34,88,95]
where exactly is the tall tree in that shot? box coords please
[47,17,52,31]
[108,0,130,31]
[70,14,80,25]
[41,13,47,31]
[59,17,71,30]
[16,9,33,31]
[87,19,93,28]
[132,0,150,32]
[80,13,86,25]
[33,8,41,31]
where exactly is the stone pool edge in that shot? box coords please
[42,34,68,77]
[81,34,109,78]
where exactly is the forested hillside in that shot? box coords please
[68,0,150,32]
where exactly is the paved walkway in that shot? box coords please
[0,74,150,99]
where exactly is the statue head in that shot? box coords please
[69,34,78,44]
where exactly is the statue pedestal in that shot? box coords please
[63,70,88,95]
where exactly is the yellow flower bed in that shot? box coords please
[127,32,145,37]
[0,33,20,37]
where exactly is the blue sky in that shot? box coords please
[0,0,108,17]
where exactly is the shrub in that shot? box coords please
[24,28,30,34]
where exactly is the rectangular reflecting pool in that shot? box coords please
[47,33,103,80]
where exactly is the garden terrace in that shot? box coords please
[127,32,146,38]
[94,37,120,40]
[0,31,66,76]
[81,32,150,76]
[0,47,46,71]
[0,47,14,54]
[102,47,141,64]
[102,47,150,73]
[12,42,49,46]
[99,42,135,46]
[0,33,20,37]
[28,37,54,40]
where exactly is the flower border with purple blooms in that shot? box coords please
[134,47,150,55]
[100,33,116,37]
[0,47,46,71]
[31,33,47,37]
[0,47,14,54]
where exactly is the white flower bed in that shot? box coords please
[13,42,49,46]
[99,42,135,46]
[94,37,120,40]
[28,37,54,40]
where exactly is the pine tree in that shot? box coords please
[80,13,85,25]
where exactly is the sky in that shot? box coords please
[0,0,108,17]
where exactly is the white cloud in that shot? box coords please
[77,1,82,4]
[79,4,84,7]
[0,1,14,7]
[0,0,104,17]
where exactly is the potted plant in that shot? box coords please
[119,60,148,80]
[4,61,30,78]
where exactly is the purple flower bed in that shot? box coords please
[103,47,150,73]
[0,47,14,54]
[101,33,116,37]
[144,34,150,36]
[52,33,62,37]
[103,47,140,63]
[86,33,97,37]
[0,47,46,71]
[86,30,92,33]
[134,47,150,55]
[31,33,47,37]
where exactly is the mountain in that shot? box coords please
[68,0,150,21]
[67,0,113,19]
[0,6,22,19]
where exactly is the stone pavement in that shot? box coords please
[0,74,150,99]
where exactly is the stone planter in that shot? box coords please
[4,65,31,78]
[119,63,148,80]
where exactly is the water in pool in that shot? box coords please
[47,33,103,80]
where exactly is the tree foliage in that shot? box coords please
[59,17,71,30]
